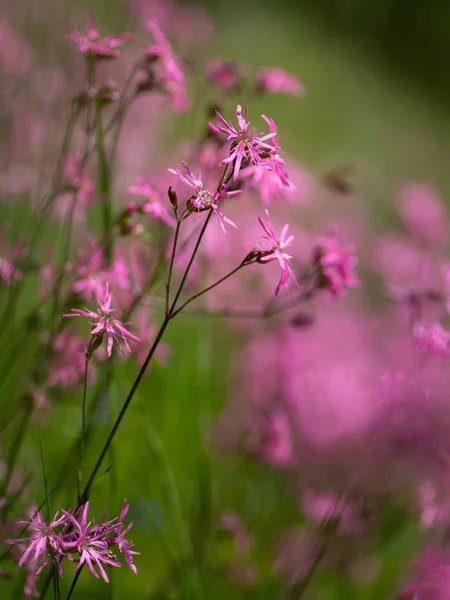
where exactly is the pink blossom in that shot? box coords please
[168,161,239,233]
[259,412,293,466]
[65,283,139,357]
[413,322,450,355]
[255,67,305,96]
[402,547,450,600]
[313,232,359,296]
[145,19,189,111]
[209,105,277,179]
[258,209,299,295]
[0,256,22,286]
[205,60,242,91]
[397,182,448,245]
[67,14,132,59]
[47,331,90,389]
[128,176,175,227]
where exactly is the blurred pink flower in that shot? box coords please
[67,14,131,59]
[413,322,450,355]
[47,331,90,390]
[145,19,189,112]
[259,412,293,466]
[397,182,448,245]
[205,60,242,91]
[258,209,298,295]
[128,176,175,227]
[209,105,277,179]
[313,232,359,296]
[402,547,450,600]
[255,67,305,96]
[65,283,139,357]
[0,21,32,75]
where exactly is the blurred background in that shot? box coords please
[2,0,450,598]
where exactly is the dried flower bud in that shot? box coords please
[168,186,178,211]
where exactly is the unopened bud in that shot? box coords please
[168,186,178,210]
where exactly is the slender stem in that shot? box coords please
[165,219,181,315]
[65,567,83,600]
[1,405,31,498]
[169,209,213,313]
[171,263,248,318]
[81,314,171,502]
[78,343,92,504]
[95,102,113,264]
[81,209,214,500]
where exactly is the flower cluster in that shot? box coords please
[8,501,138,595]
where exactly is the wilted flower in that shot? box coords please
[209,105,277,179]
[257,209,298,295]
[65,283,139,357]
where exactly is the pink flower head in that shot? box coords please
[258,209,299,295]
[67,14,132,59]
[209,105,277,179]
[129,176,175,227]
[313,232,360,297]
[413,322,450,355]
[65,283,140,357]
[397,182,448,245]
[168,162,239,233]
[255,67,305,96]
[205,60,242,92]
[0,256,22,286]
[145,19,189,112]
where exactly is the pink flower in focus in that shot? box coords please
[65,283,140,357]
[205,60,242,91]
[255,67,305,96]
[313,232,359,296]
[209,105,277,179]
[7,506,67,575]
[168,161,239,233]
[128,176,175,227]
[145,19,189,112]
[258,209,299,295]
[67,14,132,59]
[413,322,450,355]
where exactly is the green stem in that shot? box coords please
[78,343,92,504]
[171,262,248,318]
[165,218,181,315]
[1,405,31,499]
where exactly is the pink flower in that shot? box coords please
[255,67,305,96]
[168,161,239,233]
[209,105,277,179]
[397,182,448,245]
[65,283,140,357]
[67,14,132,59]
[313,233,359,297]
[7,506,67,575]
[73,247,130,302]
[145,19,189,112]
[258,209,299,295]
[205,60,242,91]
[402,547,450,600]
[47,331,90,389]
[259,412,293,466]
[0,256,22,286]
[413,322,450,355]
[128,176,175,227]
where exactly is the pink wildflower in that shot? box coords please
[413,322,450,355]
[129,176,175,227]
[209,105,277,179]
[0,256,22,286]
[168,161,239,233]
[255,67,305,96]
[313,232,359,296]
[397,181,448,245]
[145,19,189,111]
[259,412,293,466]
[67,14,132,59]
[258,209,299,295]
[65,283,139,357]
[205,60,242,92]
[47,331,89,389]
